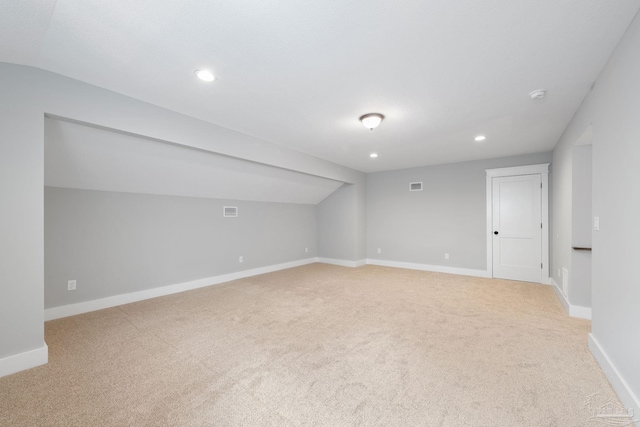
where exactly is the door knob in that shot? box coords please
[494,231,499,235]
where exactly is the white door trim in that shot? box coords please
[486,163,550,283]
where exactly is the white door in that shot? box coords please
[492,174,542,282]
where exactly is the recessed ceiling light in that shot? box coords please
[370,153,378,158]
[474,135,486,141]
[195,69,215,82]
[529,89,546,99]
[360,113,384,130]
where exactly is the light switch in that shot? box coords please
[594,216,600,231]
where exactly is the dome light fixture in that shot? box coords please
[474,135,486,142]
[195,69,215,82]
[360,113,384,130]
[370,153,378,158]
[529,89,546,100]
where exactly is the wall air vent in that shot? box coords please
[410,182,423,191]
[223,206,238,217]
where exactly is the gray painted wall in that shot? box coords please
[0,62,363,368]
[366,152,552,270]
[550,131,574,294]
[569,145,592,307]
[45,187,316,309]
[550,11,640,415]
[571,145,593,249]
[44,117,344,205]
[0,78,44,359]
[570,251,591,309]
[316,178,367,261]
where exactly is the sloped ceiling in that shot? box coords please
[44,118,343,204]
[3,1,640,172]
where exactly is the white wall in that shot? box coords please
[550,12,640,416]
[0,62,365,376]
[366,152,552,272]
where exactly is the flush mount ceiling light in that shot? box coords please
[370,153,378,158]
[360,113,384,130]
[474,135,486,141]
[529,89,546,100]
[195,69,215,82]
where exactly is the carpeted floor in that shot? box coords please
[0,264,622,426]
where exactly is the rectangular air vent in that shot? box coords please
[410,182,423,191]
[223,206,238,217]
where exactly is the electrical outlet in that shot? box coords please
[305,247,308,253]
[444,253,449,260]
[594,216,600,231]
[377,248,381,254]
[239,256,244,263]
[67,280,76,291]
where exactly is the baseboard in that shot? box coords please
[589,333,640,422]
[551,277,570,313]
[570,305,592,320]
[45,258,318,321]
[550,277,592,319]
[366,259,491,278]
[316,258,367,268]
[0,343,48,378]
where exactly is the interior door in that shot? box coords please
[492,174,542,282]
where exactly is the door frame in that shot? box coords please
[486,163,550,284]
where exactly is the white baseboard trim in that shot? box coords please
[550,277,592,319]
[589,333,640,421]
[570,305,592,320]
[317,258,367,268]
[366,259,491,278]
[45,258,318,321]
[550,277,570,312]
[0,343,48,378]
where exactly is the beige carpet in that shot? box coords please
[0,264,623,426]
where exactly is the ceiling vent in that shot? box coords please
[410,182,423,191]
[223,206,238,217]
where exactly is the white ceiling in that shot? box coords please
[4,1,640,172]
[44,118,343,204]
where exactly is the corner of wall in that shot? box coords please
[589,334,640,422]
[0,343,48,378]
